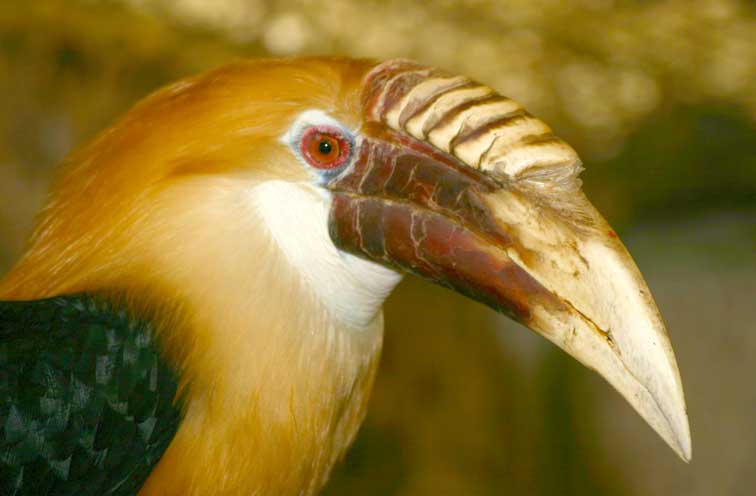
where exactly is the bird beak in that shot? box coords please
[326,60,691,461]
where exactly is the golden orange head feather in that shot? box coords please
[0,57,372,300]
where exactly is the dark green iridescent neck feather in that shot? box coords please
[0,294,181,495]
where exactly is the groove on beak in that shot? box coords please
[326,60,691,461]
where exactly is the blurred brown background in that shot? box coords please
[1,1,755,494]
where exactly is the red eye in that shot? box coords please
[300,126,351,170]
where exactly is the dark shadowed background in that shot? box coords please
[1,1,755,494]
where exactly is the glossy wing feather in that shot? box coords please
[0,295,181,495]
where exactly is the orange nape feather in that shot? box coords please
[0,57,371,301]
[0,57,383,495]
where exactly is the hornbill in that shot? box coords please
[0,58,691,495]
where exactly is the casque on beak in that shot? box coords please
[326,60,691,461]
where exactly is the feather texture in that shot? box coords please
[0,57,385,495]
[0,294,180,495]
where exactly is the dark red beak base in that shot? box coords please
[327,123,564,324]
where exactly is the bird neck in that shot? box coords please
[131,182,386,495]
[140,286,384,495]
[144,337,382,495]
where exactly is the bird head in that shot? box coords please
[0,57,690,492]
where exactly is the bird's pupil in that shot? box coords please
[318,140,332,155]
